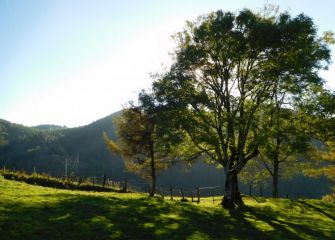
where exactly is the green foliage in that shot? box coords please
[239,158,270,188]
[304,140,335,193]
[104,104,179,196]
[149,7,332,207]
[323,31,335,45]
[322,193,335,202]
[152,8,331,174]
[297,89,335,194]
[0,122,8,147]
[1,176,335,239]
[252,105,316,197]
[105,107,170,178]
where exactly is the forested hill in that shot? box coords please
[0,114,331,198]
[0,113,122,178]
[33,124,67,131]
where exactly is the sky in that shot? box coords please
[1,0,334,127]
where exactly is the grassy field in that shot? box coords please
[0,176,334,240]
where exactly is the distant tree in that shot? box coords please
[305,141,335,188]
[240,108,317,198]
[151,8,331,208]
[245,80,335,198]
[103,100,174,197]
[258,108,311,197]
[300,89,335,194]
[238,157,269,196]
[0,123,8,147]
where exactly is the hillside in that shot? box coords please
[0,114,331,198]
[0,176,334,239]
[33,124,67,131]
[0,114,122,177]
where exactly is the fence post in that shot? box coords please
[180,188,185,201]
[259,186,262,197]
[212,188,215,203]
[170,186,173,201]
[103,174,106,188]
[197,187,200,204]
[123,176,128,192]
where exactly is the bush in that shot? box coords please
[322,194,335,202]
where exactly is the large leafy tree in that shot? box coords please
[151,9,331,208]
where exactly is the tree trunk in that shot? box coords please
[149,141,156,197]
[221,170,244,209]
[272,155,279,198]
[150,174,156,197]
[273,98,281,198]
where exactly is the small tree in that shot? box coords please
[103,101,173,197]
[238,157,269,196]
[258,107,312,197]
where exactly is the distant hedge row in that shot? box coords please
[0,170,122,193]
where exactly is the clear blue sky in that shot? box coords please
[1,0,334,127]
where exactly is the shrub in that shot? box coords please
[322,194,335,202]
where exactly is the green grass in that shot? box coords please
[0,176,334,240]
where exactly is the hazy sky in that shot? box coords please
[1,0,334,127]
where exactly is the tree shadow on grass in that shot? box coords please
[296,200,335,222]
[235,204,334,240]
[1,195,334,240]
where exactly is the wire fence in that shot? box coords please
[1,165,296,200]
[45,173,226,203]
[1,166,227,203]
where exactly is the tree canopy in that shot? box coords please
[103,100,176,197]
[149,8,332,208]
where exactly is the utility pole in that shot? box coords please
[65,158,68,179]
[76,152,79,173]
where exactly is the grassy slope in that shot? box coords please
[0,176,334,240]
